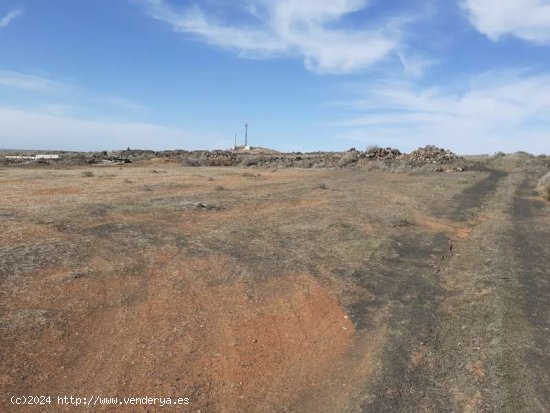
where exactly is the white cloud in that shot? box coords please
[0,8,22,28]
[98,95,148,113]
[331,70,550,154]
[0,69,147,117]
[463,0,550,44]
[137,0,409,74]
[0,106,218,151]
[397,52,438,78]
[0,70,73,93]
[0,70,197,150]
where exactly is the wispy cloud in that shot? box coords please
[136,0,416,74]
[0,69,213,150]
[0,70,73,93]
[396,52,438,78]
[462,0,550,44]
[0,69,147,117]
[98,94,148,113]
[0,106,218,151]
[0,8,23,28]
[331,69,550,154]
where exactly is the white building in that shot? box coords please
[4,154,60,160]
[35,154,60,159]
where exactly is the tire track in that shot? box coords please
[358,170,507,412]
[512,176,550,411]
[410,171,547,413]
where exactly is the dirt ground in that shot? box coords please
[0,164,548,412]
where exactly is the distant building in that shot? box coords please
[4,154,60,161]
[5,155,35,160]
[35,154,60,159]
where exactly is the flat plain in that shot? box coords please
[1,163,548,412]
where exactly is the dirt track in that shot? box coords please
[0,165,548,412]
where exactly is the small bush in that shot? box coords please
[214,185,225,191]
[207,156,234,166]
[364,161,390,171]
[317,183,328,190]
[240,156,261,167]
[537,172,550,201]
[181,158,200,167]
[81,171,94,177]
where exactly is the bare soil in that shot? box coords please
[0,164,548,412]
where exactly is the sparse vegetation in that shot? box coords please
[537,172,550,200]
[240,156,261,167]
[1,162,548,413]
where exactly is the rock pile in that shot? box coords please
[409,145,460,164]
[366,147,403,161]
[2,145,466,172]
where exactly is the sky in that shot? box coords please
[0,0,549,154]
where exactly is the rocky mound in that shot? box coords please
[1,146,466,172]
[409,145,461,165]
[366,146,403,161]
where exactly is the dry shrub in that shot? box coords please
[81,171,94,177]
[537,172,550,201]
[181,158,200,167]
[207,156,233,166]
[364,161,383,171]
[366,208,415,228]
[240,156,261,167]
[486,151,538,170]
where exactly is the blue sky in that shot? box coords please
[0,0,549,154]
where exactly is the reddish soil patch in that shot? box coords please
[2,251,383,412]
